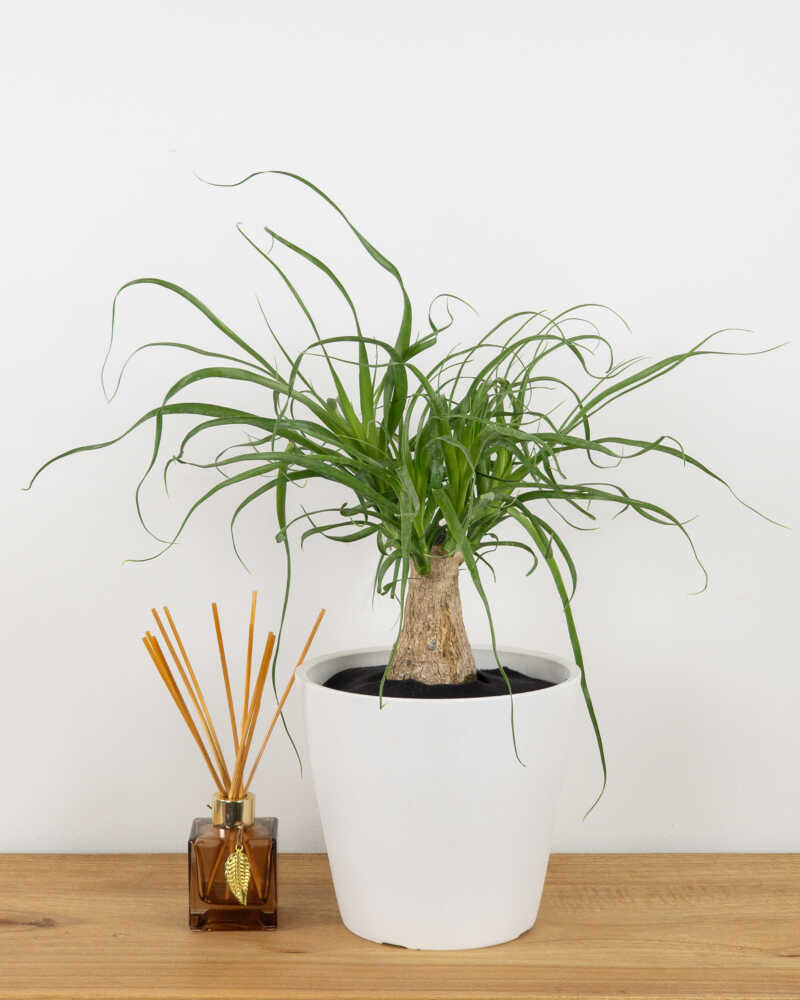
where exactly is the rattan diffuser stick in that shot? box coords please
[142,633,225,793]
[244,608,325,793]
[212,602,239,755]
[141,598,324,797]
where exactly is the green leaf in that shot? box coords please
[509,507,606,814]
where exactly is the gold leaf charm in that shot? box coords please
[224,845,250,905]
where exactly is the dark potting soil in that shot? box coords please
[323,666,554,699]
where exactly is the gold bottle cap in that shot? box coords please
[211,792,255,828]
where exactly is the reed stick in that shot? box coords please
[151,608,231,791]
[228,631,275,799]
[206,830,231,893]
[212,602,239,755]
[140,596,324,803]
[163,605,231,790]
[244,608,325,793]
[240,632,275,775]
[142,633,225,793]
[240,590,257,739]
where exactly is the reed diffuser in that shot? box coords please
[141,593,324,930]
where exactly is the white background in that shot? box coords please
[1,1,798,853]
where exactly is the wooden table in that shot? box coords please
[1,853,799,999]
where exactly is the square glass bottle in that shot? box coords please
[188,792,278,930]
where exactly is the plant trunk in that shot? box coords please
[386,546,478,685]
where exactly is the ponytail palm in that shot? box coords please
[28,171,779,804]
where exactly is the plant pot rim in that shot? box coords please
[299,644,580,704]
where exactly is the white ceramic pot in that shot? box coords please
[299,645,580,950]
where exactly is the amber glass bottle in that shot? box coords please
[189,792,277,930]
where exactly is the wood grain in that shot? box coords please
[1,853,799,999]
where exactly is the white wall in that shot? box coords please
[2,0,798,853]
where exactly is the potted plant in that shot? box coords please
[29,172,777,949]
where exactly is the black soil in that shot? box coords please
[323,666,554,700]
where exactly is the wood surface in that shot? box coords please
[1,853,799,999]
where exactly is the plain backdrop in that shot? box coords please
[1,1,798,853]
